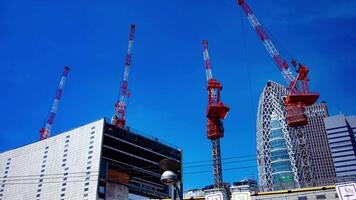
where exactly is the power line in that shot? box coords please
[184,154,256,165]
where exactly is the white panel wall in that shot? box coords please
[0,119,104,200]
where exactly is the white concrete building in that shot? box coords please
[0,119,182,200]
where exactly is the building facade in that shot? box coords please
[256,81,336,191]
[304,103,336,186]
[0,119,182,200]
[324,114,356,181]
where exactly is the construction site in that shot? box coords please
[1,0,355,200]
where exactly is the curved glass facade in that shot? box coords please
[256,81,298,191]
[270,118,295,190]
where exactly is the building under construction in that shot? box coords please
[0,119,182,200]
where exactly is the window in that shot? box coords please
[90,141,94,144]
[4,171,8,174]
[63,154,67,157]
[39,179,43,182]
[87,166,91,170]
[85,182,89,186]
[84,193,88,197]
[43,155,47,159]
[298,197,307,200]
[64,172,68,176]
[45,146,49,149]
[44,151,48,154]
[316,194,326,199]
[64,167,69,171]
[91,126,95,130]
[61,188,66,191]
[63,177,67,181]
[66,135,70,138]
[62,159,67,162]
[62,183,66,186]
[88,151,93,154]
[65,140,69,143]
[87,161,92,165]
[37,189,41,192]
[86,172,90,175]
[64,149,68,153]
[91,131,95,134]
[62,163,66,167]
[36,194,40,197]
[90,136,94,139]
[38,184,42,187]
[89,146,93,149]
[41,165,46,168]
[84,188,89,192]
[88,156,92,159]
[61,193,65,197]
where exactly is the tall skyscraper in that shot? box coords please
[257,81,336,192]
[304,104,336,186]
[324,114,356,182]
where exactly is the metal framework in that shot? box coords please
[257,81,299,191]
[40,66,70,140]
[202,40,229,190]
[112,24,135,128]
[257,81,320,191]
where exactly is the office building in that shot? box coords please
[256,81,336,191]
[304,103,336,186]
[324,114,356,181]
[0,119,182,200]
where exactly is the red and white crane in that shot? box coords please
[40,66,70,140]
[112,24,135,128]
[202,40,230,190]
[237,0,319,127]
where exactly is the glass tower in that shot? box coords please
[257,81,336,191]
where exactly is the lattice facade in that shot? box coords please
[257,81,337,191]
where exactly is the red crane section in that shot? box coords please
[112,24,136,128]
[40,66,70,140]
[202,40,229,190]
[237,0,319,127]
[202,40,230,140]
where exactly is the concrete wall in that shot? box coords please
[0,119,104,200]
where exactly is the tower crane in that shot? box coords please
[40,66,70,140]
[237,0,319,127]
[202,40,230,190]
[112,24,135,128]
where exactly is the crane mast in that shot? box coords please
[202,40,230,190]
[40,66,70,140]
[112,24,135,128]
[237,0,319,127]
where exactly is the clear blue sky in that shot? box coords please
[1,0,355,191]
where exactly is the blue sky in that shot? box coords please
[1,0,355,190]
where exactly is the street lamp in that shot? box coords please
[159,159,182,200]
